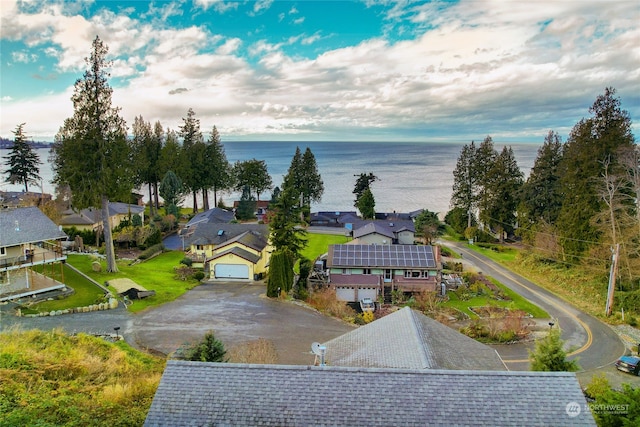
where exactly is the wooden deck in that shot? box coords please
[0,268,66,302]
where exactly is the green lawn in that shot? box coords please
[300,232,350,262]
[29,252,200,314]
[468,243,518,263]
[28,263,107,313]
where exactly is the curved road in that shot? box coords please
[445,241,625,372]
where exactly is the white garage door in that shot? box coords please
[357,288,378,301]
[335,287,356,302]
[215,264,250,279]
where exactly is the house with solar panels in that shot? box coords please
[326,244,441,302]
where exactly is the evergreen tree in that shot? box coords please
[474,136,498,229]
[519,131,564,226]
[529,328,579,372]
[202,126,233,210]
[450,141,478,229]
[481,146,524,241]
[236,185,256,220]
[51,36,131,273]
[3,123,41,192]
[131,116,162,217]
[269,185,307,256]
[266,249,295,297]
[158,129,182,181]
[357,188,376,219]
[444,206,475,235]
[353,172,378,207]
[159,170,184,217]
[557,88,635,258]
[185,331,227,362]
[233,159,272,201]
[178,108,205,213]
[301,147,324,206]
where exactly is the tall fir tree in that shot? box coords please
[450,141,478,229]
[202,125,233,210]
[179,108,205,213]
[557,88,635,259]
[3,123,41,192]
[51,36,131,272]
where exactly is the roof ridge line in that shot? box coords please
[405,307,434,369]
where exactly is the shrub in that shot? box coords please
[91,261,102,272]
[174,265,194,281]
[228,338,278,364]
[184,331,227,362]
[180,257,193,266]
[138,243,164,260]
[306,287,356,321]
[362,310,375,323]
[193,271,205,281]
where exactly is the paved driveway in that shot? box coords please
[131,281,355,364]
[1,281,355,366]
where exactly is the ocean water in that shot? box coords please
[3,142,541,215]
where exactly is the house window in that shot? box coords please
[0,247,5,256]
[196,245,204,251]
[363,269,371,275]
[342,268,350,275]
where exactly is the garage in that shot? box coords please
[214,264,250,279]
[335,286,378,302]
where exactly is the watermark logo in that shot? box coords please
[566,402,581,417]
[587,403,629,416]
[565,401,630,418]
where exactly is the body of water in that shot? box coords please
[2,142,541,215]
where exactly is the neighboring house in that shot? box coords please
[144,361,596,426]
[0,207,68,301]
[327,244,441,302]
[184,207,235,229]
[349,219,415,244]
[309,211,359,227]
[324,306,506,370]
[232,200,270,221]
[181,223,269,260]
[58,202,145,232]
[204,229,272,281]
[0,191,53,208]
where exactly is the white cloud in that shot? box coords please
[194,0,238,14]
[1,0,638,141]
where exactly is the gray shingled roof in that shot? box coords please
[185,207,235,227]
[182,223,268,247]
[0,207,67,246]
[145,361,596,427]
[324,307,507,370]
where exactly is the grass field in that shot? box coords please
[29,252,200,314]
[300,232,350,262]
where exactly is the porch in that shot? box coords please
[0,242,66,272]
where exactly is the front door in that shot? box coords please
[384,269,392,282]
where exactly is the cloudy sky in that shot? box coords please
[1,0,638,143]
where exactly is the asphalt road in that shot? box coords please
[444,241,639,387]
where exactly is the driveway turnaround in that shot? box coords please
[131,281,355,365]
[1,281,355,366]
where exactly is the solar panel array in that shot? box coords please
[330,245,436,268]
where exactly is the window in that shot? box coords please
[0,247,5,256]
[363,268,371,275]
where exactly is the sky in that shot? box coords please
[0,0,638,143]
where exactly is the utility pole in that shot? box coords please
[605,243,620,317]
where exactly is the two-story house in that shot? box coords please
[326,243,441,302]
[1,207,68,301]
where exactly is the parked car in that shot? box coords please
[615,355,640,376]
